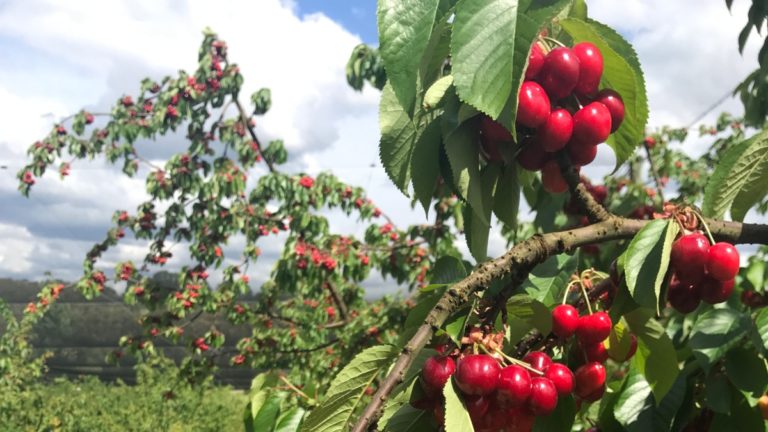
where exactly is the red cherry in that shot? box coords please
[480,115,513,142]
[706,242,740,281]
[421,355,456,395]
[582,341,609,363]
[517,138,550,171]
[580,383,606,402]
[544,363,574,396]
[539,47,581,99]
[594,89,624,132]
[624,334,638,361]
[567,138,598,166]
[522,351,552,373]
[572,102,612,145]
[572,42,603,97]
[517,82,551,128]
[455,354,501,395]
[538,109,574,152]
[541,160,568,193]
[500,406,536,432]
[525,43,545,80]
[480,135,503,163]
[667,277,701,313]
[574,362,606,399]
[527,377,558,416]
[591,184,608,203]
[474,398,507,431]
[465,395,491,424]
[671,233,710,284]
[700,276,735,304]
[497,365,532,407]
[576,312,612,345]
[551,304,579,338]
[432,403,445,425]
[644,136,656,148]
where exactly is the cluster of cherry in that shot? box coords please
[667,232,740,313]
[479,41,625,195]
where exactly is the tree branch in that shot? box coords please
[557,152,612,223]
[234,98,276,173]
[351,216,768,432]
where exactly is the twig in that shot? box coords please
[643,141,666,205]
[234,99,276,173]
[556,152,612,223]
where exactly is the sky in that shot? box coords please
[0,0,762,296]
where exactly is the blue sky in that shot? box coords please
[297,0,378,43]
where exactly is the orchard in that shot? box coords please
[5,0,768,431]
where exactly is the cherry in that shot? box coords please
[500,406,536,432]
[527,377,558,416]
[480,115,513,142]
[538,108,574,152]
[572,42,603,97]
[582,341,609,363]
[551,304,579,338]
[706,242,740,281]
[591,184,608,203]
[480,135,503,163]
[541,160,568,193]
[497,365,532,407]
[539,47,581,99]
[576,312,612,345]
[580,383,606,402]
[643,136,656,148]
[465,395,490,423]
[700,276,735,304]
[525,42,545,80]
[567,138,598,166]
[474,398,507,431]
[432,403,445,425]
[670,232,710,284]
[544,363,574,396]
[574,362,606,399]
[667,277,701,314]
[758,394,768,420]
[594,89,625,132]
[421,355,456,395]
[517,81,551,128]
[516,137,550,171]
[523,351,552,373]
[608,334,638,362]
[572,102,612,145]
[455,354,501,395]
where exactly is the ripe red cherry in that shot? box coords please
[539,47,581,99]
[594,89,625,132]
[421,355,456,395]
[517,81,551,128]
[501,406,536,432]
[541,160,568,193]
[552,304,579,338]
[525,42,545,80]
[667,277,701,314]
[516,137,550,171]
[572,102,612,145]
[608,334,638,362]
[567,138,598,166]
[572,42,603,97]
[582,341,609,363]
[576,312,612,345]
[455,354,501,395]
[580,383,606,402]
[544,363,574,396]
[538,109,574,152]
[465,395,490,423]
[574,362,606,399]
[523,351,552,373]
[706,242,740,281]
[527,377,558,415]
[480,136,503,163]
[700,276,735,304]
[671,232,710,284]
[497,365,532,407]
[474,398,506,431]
[480,115,513,142]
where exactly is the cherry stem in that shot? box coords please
[492,348,545,376]
[541,36,566,48]
[579,282,594,314]
[562,280,578,305]
[692,209,716,244]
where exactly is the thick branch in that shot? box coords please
[557,152,612,223]
[235,99,276,173]
[351,216,768,432]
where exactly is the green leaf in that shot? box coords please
[378,0,440,114]
[384,405,434,432]
[274,407,305,432]
[423,75,454,110]
[705,373,733,414]
[522,253,579,305]
[444,305,473,346]
[452,0,569,128]
[300,345,400,432]
[411,119,443,215]
[754,308,768,353]
[702,129,768,219]
[431,255,468,284]
[605,319,632,361]
[624,309,680,402]
[560,18,649,168]
[689,308,750,371]
[463,203,490,262]
[725,346,768,395]
[493,164,520,228]
[533,395,575,432]
[444,120,488,223]
[622,220,678,312]
[252,393,282,431]
[443,380,473,432]
[710,389,767,432]
[613,367,654,431]
[506,294,552,335]
[405,287,448,331]
[380,83,418,195]
[251,88,272,115]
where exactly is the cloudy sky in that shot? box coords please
[0,0,761,294]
